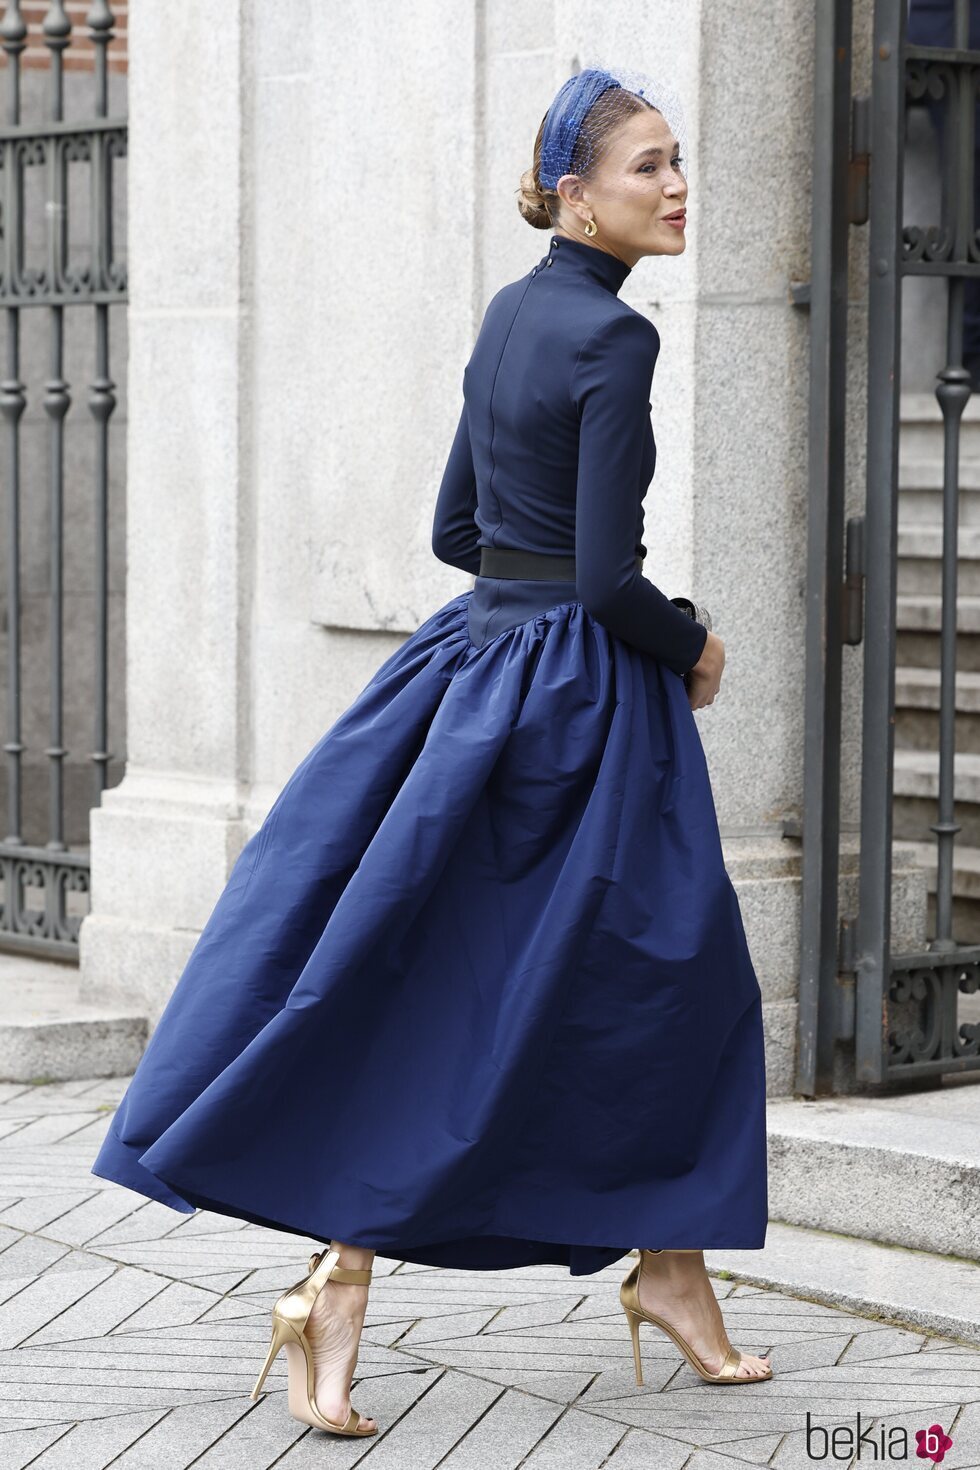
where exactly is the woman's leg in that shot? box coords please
[306,1239,377,1430]
[637,1249,770,1378]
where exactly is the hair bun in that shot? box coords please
[516,167,553,230]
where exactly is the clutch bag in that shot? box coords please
[669,594,713,632]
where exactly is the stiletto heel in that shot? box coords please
[250,1246,378,1435]
[251,1313,292,1399]
[620,1248,773,1386]
[625,1307,644,1384]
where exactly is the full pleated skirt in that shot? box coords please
[91,588,768,1276]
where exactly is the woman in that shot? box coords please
[90,64,772,1439]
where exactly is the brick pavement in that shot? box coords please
[0,1076,977,1469]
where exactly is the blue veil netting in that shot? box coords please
[538,63,688,191]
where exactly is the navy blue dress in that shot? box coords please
[90,232,768,1276]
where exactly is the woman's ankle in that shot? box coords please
[329,1238,375,1272]
[641,1247,705,1279]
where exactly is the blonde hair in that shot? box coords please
[516,88,652,230]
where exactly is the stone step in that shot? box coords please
[899,389,980,466]
[898,524,980,557]
[891,838,980,942]
[892,748,980,853]
[899,488,980,526]
[894,834,980,897]
[895,663,980,711]
[898,458,980,493]
[892,746,980,801]
[897,524,980,596]
[765,1082,980,1268]
[897,592,980,633]
[710,1219,980,1344]
[897,593,980,669]
[0,953,147,1083]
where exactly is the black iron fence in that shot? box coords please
[0,1,126,958]
[799,0,980,1091]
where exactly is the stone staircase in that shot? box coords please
[766,1078,979,1264]
[894,392,980,940]
[764,394,980,1275]
[0,952,146,1084]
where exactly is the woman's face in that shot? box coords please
[557,108,688,263]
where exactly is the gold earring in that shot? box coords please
[584,218,598,237]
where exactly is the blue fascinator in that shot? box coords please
[537,64,686,191]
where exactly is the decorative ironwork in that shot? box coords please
[798,0,980,1091]
[857,0,980,1084]
[887,950,980,1074]
[0,1,126,959]
[0,842,88,957]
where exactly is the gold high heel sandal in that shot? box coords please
[621,1248,773,1386]
[250,1246,378,1436]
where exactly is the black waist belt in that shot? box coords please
[479,546,643,581]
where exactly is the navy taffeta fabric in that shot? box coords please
[91,233,768,1276]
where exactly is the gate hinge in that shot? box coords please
[848,93,870,226]
[836,914,858,1039]
[841,513,864,645]
[838,913,858,976]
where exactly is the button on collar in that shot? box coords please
[541,232,632,296]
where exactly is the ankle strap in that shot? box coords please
[330,1263,373,1283]
[308,1248,373,1283]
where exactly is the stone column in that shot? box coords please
[80,0,256,1018]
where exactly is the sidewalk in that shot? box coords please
[0,1076,978,1469]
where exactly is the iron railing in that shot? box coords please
[856,0,980,1083]
[0,1,127,958]
[799,0,980,1091]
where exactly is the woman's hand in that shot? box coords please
[685,629,725,711]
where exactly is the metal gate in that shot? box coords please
[798,0,980,1093]
[0,3,127,959]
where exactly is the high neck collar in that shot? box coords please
[547,233,632,295]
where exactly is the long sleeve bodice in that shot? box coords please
[431,232,708,679]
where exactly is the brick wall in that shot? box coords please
[0,1,128,72]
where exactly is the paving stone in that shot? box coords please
[0,1263,116,1349]
[271,1368,444,1465]
[486,1295,586,1332]
[839,1324,929,1359]
[56,1116,113,1147]
[330,1368,498,1468]
[86,1397,262,1468]
[25,1267,171,1345]
[0,1238,70,1289]
[0,1074,977,1469]
[0,1192,106,1236]
[110,1280,221,1333]
[692,1431,786,1464]
[175,1394,307,1466]
[8,1409,170,1468]
[427,1385,562,1467]
[686,1450,781,1470]
[397,1308,500,1344]
[0,1423,71,1468]
[0,1086,32,1105]
[27,1190,154,1248]
[81,1201,186,1247]
[518,1406,625,1466]
[0,1113,106,1146]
